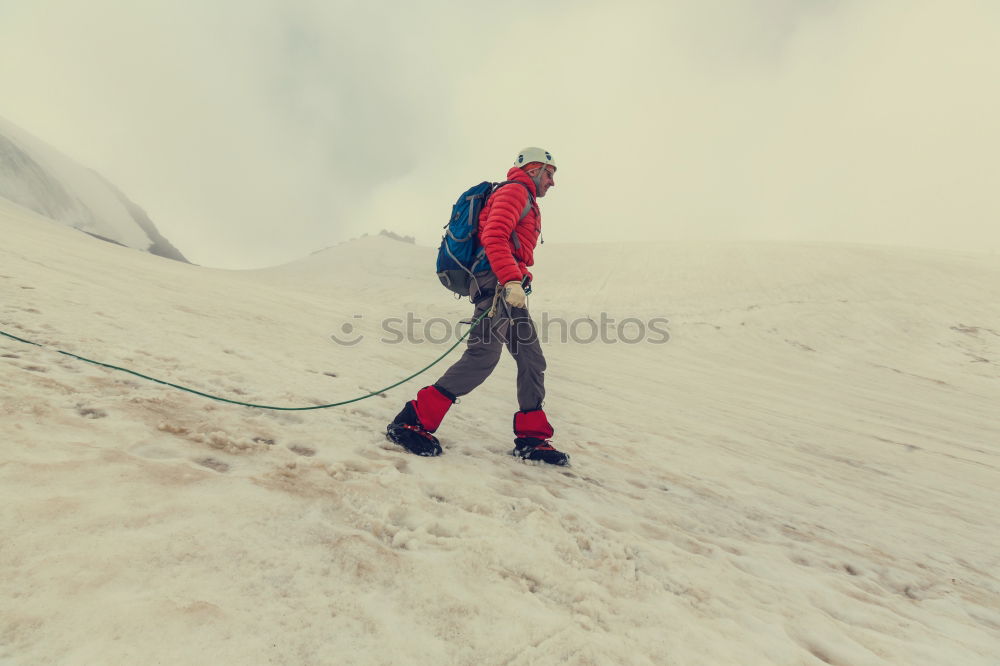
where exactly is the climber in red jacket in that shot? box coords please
[386,147,568,465]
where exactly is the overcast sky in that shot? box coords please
[2,0,998,268]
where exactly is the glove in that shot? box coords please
[503,280,527,308]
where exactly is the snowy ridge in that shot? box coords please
[0,115,187,262]
[2,198,999,664]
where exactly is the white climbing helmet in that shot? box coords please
[514,147,556,171]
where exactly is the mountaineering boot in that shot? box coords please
[386,403,442,456]
[513,437,570,466]
[385,385,456,457]
[511,409,569,466]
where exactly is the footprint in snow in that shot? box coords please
[76,406,108,419]
[197,458,230,473]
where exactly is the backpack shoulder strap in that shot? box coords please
[493,180,535,216]
[491,181,535,250]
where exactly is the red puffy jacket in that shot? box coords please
[478,167,542,285]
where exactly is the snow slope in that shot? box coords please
[0,115,187,262]
[2,196,999,665]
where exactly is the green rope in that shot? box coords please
[0,309,490,411]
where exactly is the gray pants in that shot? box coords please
[435,273,546,411]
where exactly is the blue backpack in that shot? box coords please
[436,180,533,296]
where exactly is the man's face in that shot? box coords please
[532,166,556,198]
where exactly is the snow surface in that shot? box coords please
[2,196,999,665]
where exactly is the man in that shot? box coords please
[385,147,569,466]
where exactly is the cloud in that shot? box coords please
[356,0,1000,255]
[1,0,998,267]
